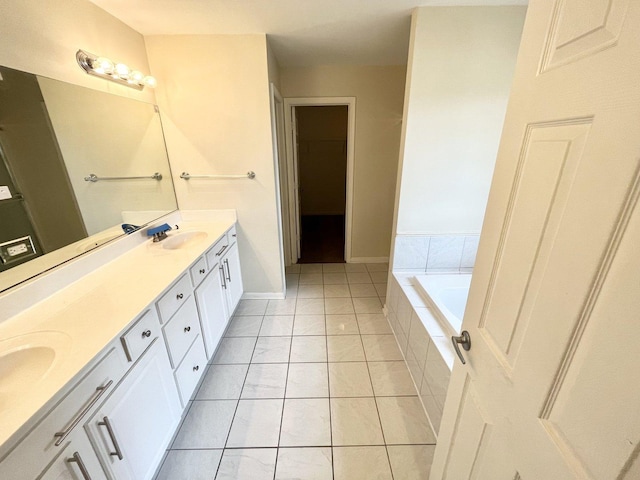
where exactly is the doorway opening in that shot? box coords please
[296,105,348,263]
[282,97,356,266]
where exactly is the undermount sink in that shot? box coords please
[0,331,71,406]
[161,231,208,250]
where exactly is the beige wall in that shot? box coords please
[280,65,406,261]
[395,6,526,236]
[146,35,284,295]
[0,0,154,103]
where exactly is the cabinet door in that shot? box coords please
[86,340,181,480]
[223,242,243,315]
[195,264,229,359]
[40,433,106,480]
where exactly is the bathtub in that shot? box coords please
[413,274,471,335]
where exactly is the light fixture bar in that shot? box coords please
[76,49,156,90]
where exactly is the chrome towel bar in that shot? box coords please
[180,171,256,180]
[84,172,163,182]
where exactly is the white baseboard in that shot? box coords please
[241,292,285,300]
[348,256,389,263]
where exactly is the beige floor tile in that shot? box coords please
[376,396,436,444]
[369,271,389,284]
[366,263,389,272]
[368,361,418,396]
[353,297,383,314]
[280,398,331,446]
[325,297,355,315]
[226,399,284,447]
[322,263,346,272]
[286,273,300,286]
[290,336,327,362]
[297,284,325,298]
[327,335,366,362]
[196,364,249,400]
[348,283,378,297]
[293,314,326,335]
[344,263,367,273]
[286,363,329,398]
[356,313,392,334]
[326,314,360,335]
[300,264,323,274]
[374,283,388,297]
[241,363,288,399]
[387,445,435,480]
[323,272,348,284]
[259,315,294,336]
[323,284,351,298]
[235,299,269,316]
[275,447,332,480]
[299,273,323,285]
[216,448,277,480]
[330,397,384,445]
[225,316,263,337]
[172,400,236,449]
[362,335,403,361]
[266,298,297,315]
[333,446,393,480]
[329,362,374,397]
[251,337,291,363]
[156,449,222,480]
[347,272,373,284]
[286,284,299,298]
[213,337,257,364]
[285,264,301,274]
[295,298,325,314]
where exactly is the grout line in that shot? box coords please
[325,316,336,480]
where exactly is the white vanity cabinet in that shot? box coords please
[221,240,243,314]
[194,258,228,358]
[85,339,181,480]
[39,431,106,480]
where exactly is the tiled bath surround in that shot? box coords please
[385,274,454,435]
[393,234,479,272]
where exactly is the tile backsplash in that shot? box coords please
[393,234,480,272]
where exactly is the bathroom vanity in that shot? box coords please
[0,211,242,479]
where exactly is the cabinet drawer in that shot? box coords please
[205,235,229,268]
[189,256,209,287]
[227,224,237,243]
[0,347,126,479]
[156,273,191,323]
[120,309,159,362]
[174,337,207,405]
[163,296,202,368]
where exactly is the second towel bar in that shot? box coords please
[180,171,256,180]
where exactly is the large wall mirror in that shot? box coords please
[0,65,178,293]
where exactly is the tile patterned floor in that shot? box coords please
[156,263,435,480]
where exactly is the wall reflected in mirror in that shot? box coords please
[0,65,177,292]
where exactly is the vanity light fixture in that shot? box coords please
[76,49,156,90]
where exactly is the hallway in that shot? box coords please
[156,263,435,479]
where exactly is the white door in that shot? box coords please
[431,1,640,479]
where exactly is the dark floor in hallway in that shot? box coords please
[299,215,345,264]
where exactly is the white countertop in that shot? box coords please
[0,211,235,450]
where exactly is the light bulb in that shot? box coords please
[143,76,157,88]
[114,63,130,79]
[92,57,114,74]
[129,70,144,84]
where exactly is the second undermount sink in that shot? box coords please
[0,331,71,406]
[161,231,208,250]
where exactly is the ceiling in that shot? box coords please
[89,0,527,67]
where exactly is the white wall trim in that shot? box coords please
[283,96,357,263]
[242,292,285,300]
[349,256,389,263]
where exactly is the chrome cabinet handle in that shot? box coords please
[98,416,124,460]
[215,244,228,257]
[142,330,152,338]
[219,265,227,289]
[67,451,93,480]
[451,331,471,365]
[224,259,231,282]
[184,326,191,333]
[199,268,206,274]
[54,380,113,446]
[176,293,184,300]
[193,365,200,372]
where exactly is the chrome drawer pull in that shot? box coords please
[193,365,199,372]
[215,244,228,257]
[184,326,191,333]
[67,451,93,480]
[219,265,227,289]
[98,416,124,460]
[176,293,184,300]
[142,329,152,338]
[224,258,231,282]
[54,380,113,446]
[199,268,206,274]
